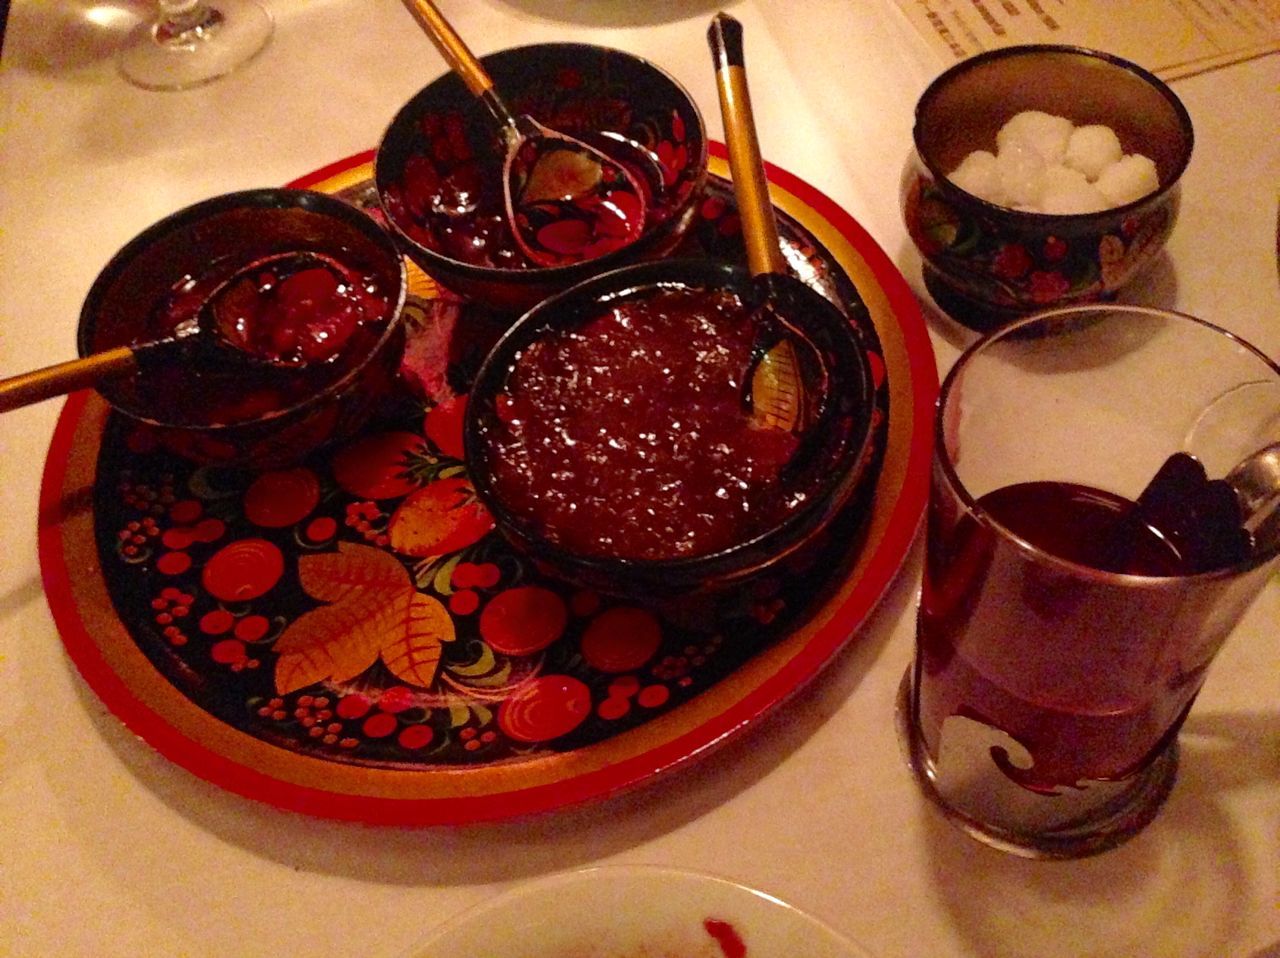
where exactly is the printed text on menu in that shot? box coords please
[894,0,1280,78]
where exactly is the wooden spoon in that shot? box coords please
[707,12,834,444]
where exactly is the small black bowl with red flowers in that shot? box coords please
[900,45,1193,331]
[77,189,409,469]
[374,43,708,314]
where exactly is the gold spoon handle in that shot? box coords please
[708,13,786,278]
[401,0,492,98]
[0,346,138,413]
[400,0,518,131]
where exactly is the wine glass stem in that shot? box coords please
[155,1,223,45]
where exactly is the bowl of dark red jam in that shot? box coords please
[374,43,708,314]
[464,258,879,599]
[78,188,408,468]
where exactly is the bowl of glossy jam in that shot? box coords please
[375,42,707,314]
[463,259,879,599]
[78,188,408,468]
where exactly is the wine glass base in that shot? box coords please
[117,0,273,91]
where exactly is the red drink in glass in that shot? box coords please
[901,305,1280,858]
[919,480,1225,791]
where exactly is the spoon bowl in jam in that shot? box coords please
[66,188,408,468]
[375,42,707,313]
[708,13,852,466]
[0,249,392,415]
[463,256,877,600]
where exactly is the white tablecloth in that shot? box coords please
[2,3,1277,955]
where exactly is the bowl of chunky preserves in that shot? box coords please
[463,258,880,599]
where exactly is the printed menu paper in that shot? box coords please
[894,0,1280,78]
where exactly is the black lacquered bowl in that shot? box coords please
[900,44,1193,329]
[463,258,880,600]
[78,188,408,469]
[375,42,708,314]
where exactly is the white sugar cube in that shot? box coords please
[994,140,1047,207]
[1042,164,1090,193]
[948,149,1005,204]
[1040,166,1110,214]
[997,110,1074,165]
[1065,125,1124,181]
[1095,154,1160,206]
[940,111,1158,215]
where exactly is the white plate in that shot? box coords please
[402,865,875,958]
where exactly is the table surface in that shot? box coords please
[2,3,1278,957]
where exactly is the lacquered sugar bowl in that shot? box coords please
[78,188,409,469]
[901,44,1193,329]
[375,42,708,314]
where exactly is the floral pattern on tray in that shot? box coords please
[88,173,889,771]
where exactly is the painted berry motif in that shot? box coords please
[331,431,429,500]
[479,586,568,656]
[243,468,321,528]
[423,394,467,459]
[498,674,593,743]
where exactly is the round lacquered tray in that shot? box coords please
[39,146,936,825]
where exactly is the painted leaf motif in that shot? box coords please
[273,602,385,694]
[273,541,457,694]
[297,540,411,601]
[381,591,456,687]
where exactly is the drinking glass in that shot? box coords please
[117,0,273,91]
[899,304,1280,858]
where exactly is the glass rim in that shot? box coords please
[934,303,1280,583]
